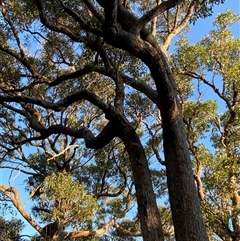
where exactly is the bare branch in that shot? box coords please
[163,1,196,50]
[0,184,45,237]
[47,144,79,161]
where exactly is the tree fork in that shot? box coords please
[101,3,209,241]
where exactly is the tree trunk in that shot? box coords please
[146,49,209,241]
[121,127,164,241]
[104,24,209,241]
[94,1,209,239]
[115,113,165,241]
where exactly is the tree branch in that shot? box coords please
[34,0,86,42]
[0,90,109,113]
[0,184,46,237]
[163,1,196,50]
[58,0,103,36]
[130,0,184,35]
[104,0,119,29]
[82,0,104,23]
[48,64,95,86]
[114,222,141,236]
[64,219,115,238]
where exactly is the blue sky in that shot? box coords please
[0,0,239,239]
[187,0,239,41]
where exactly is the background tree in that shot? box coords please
[172,10,240,241]
[0,216,27,241]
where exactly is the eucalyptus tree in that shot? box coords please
[0,0,226,240]
[172,10,240,241]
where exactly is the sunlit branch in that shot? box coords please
[151,0,161,36]
[113,222,141,236]
[194,173,204,201]
[47,144,79,161]
[173,4,180,30]
[0,184,46,237]
[163,1,196,50]
[64,219,115,239]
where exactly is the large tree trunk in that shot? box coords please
[145,49,209,241]
[103,16,209,241]
[95,1,209,239]
[135,43,208,241]
[117,121,164,241]
[105,107,164,241]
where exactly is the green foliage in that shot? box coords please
[0,216,26,241]
[0,0,236,240]
[172,10,240,240]
[39,172,99,227]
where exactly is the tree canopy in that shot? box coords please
[1,1,239,241]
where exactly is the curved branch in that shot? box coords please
[64,219,115,239]
[194,173,204,201]
[0,184,46,237]
[6,122,116,152]
[0,90,109,113]
[48,64,95,86]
